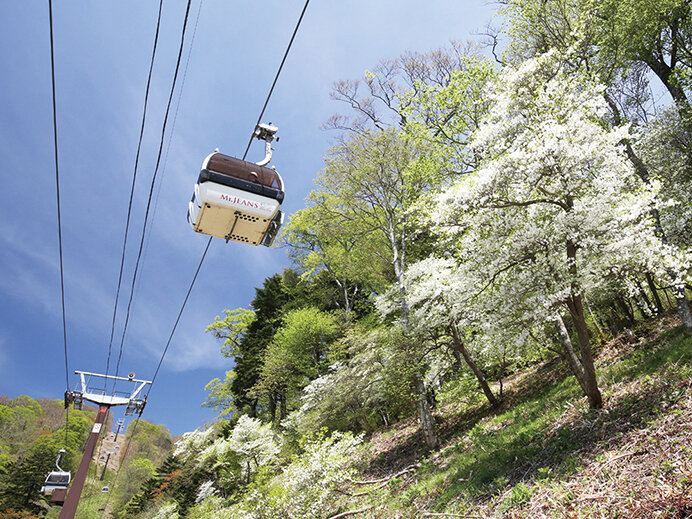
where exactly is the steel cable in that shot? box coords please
[105,0,165,383]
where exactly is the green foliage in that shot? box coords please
[0,397,41,456]
[436,371,487,410]
[402,55,497,173]
[185,496,226,519]
[125,420,173,467]
[204,268,371,422]
[499,481,534,512]
[206,308,256,358]
[503,0,692,127]
[0,398,93,515]
[112,457,157,516]
[255,307,343,412]
[0,511,42,519]
[283,201,384,314]
[220,273,289,417]
[202,371,236,418]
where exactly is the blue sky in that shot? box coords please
[0,1,499,436]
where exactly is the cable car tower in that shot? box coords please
[58,371,151,519]
[187,123,285,246]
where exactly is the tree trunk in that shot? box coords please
[642,52,692,133]
[335,275,352,315]
[450,326,499,408]
[280,391,287,421]
[565,294,603,409]
[449,345,464,372]
[637,281,656,316]
[583,293,606,343]
[616,296,636,326]
[389,220,440,450]
[555,316,587,394]
[564,236,602,408]
[645,272,665,315]
[673,285,692,333]
[414,373,439,450]
[269,394,277,424]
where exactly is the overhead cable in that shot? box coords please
[105,0,165,382]
[242,0,311,160]
[100,2,311,513]
[112,0,194,383]
[141,0,204,283]
[48,0,71,448]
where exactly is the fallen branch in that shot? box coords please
[349,464,421,496]
[421,513,490,518]
[327,505,374,519]
[593,451,636,477]
[348,464,420,486]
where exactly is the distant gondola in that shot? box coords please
[187,123,284,246]
[41,449,71,504]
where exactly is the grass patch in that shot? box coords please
[384,323,692,515]
[498,481,533,512]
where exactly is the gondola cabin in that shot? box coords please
[41,470,70,504]
[187,151,284,246]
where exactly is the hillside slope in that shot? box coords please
[326,320,692,518]
[117,318,692,518]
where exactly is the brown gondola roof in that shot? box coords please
[206,153,283,191]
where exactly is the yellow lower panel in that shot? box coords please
[195,204,272,245]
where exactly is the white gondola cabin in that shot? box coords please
[41,471,71,494]
[41,449,71,504]
[187,124,284,246]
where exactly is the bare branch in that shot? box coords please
[327,506,374,519]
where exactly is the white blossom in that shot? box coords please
[195,480,218,504]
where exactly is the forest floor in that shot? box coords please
[331,317,692,518]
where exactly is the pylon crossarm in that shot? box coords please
[129,380,148,400]
[72,370,151,408]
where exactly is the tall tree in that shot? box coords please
[206,275,288,417]
[254,307,343,423]
[304,128,442,448]
[502,0,692,332]
[432,52,662,408]
[283,202,383,316]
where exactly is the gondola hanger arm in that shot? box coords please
[253,122,279,166]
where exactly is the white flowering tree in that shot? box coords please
[226,415,279,483]
[502,0,692,333]
[378,257,501,407]
[173,426,218,463]
[433,52,663,408]
[282,326,415,436]
[636,108,692,317]
[228,431,363,519]
[173,417,279,496]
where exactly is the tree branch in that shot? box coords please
[347,464,420,486]
[327,506,374,519]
